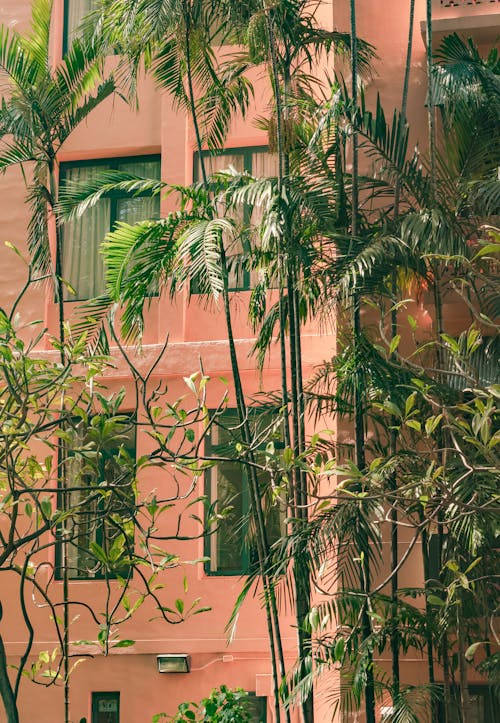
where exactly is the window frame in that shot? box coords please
[192,146,273,292]
[55,413,137,582]
[63,0,96,56]
[204,408,284,577]
[91,691,120,723]
[59,154,161,302]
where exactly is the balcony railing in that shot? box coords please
[438,0,499,7]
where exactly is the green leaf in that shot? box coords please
[183,375,197,394]
[427,595,445,607]
[112,639,135,648]
[465,641,485,661]
[334,638,345,662]
[389,334,401,355]
[89,542,108,565]
[406,419,421,431]
[425,414,443,436]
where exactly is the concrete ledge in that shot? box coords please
[421,12,500,43]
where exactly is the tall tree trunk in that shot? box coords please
[349,3,375,722]
[183,13,288,721]
[49,158,70,723]
[424,6,450,719]
[265,10,313,721]
[457,598,471,722]
[421,529,438,721]
[0,606,19,723]
[389,0,416,706]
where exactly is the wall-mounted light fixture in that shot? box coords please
[157,654,191,673]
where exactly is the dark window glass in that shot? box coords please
[92,692,120,723]
[443,335,499,391]
[247,694,267,723]
[57,415,136,580]
[205,409,284,575]
[438,686,495,723]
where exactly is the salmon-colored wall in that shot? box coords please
[1,1,498,721]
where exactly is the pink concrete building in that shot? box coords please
[0,1,498,722]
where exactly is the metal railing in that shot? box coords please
[439,0,499,7]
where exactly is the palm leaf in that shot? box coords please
[57,171,164,221]
[21,0,51,75]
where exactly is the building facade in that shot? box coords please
[0,1,498,722]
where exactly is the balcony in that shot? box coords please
[437,0,499,7]
[423,0,500,44]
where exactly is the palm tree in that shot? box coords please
[82,3,290,721]
[0,0,115,352]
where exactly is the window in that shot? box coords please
[247,694,267,723]
[205,409,284,575]
[193,147,278,291]
[57,415,136,580]
[92,692,120,723]
[438,686,495,722]
[443,335,499,391]
[63,0,97,53]
[60,156,161,301]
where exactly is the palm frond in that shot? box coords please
[102,215,182,341]
[0,24,42,94]
[176,217,233,300]
[57,171,164,221]
[21,0,51,74]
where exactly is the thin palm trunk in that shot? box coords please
[457,597,471,722]
[425,4,455,716]
[389,0,415,705]
[220,243,286,723]
[48,159,70,723]
[183,12,287,721]
[349,3,375,721]
[421,528,438,721]
[266,10,312,721]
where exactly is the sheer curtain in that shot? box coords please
[194,150,279,290]
[62,163,110,300]
[196,153,246,288]
[250,152,278,287]
[66,0,96,46]
[115,159,161,224]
